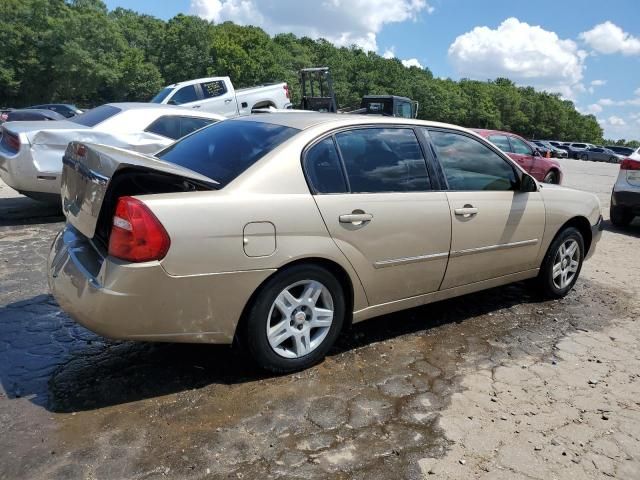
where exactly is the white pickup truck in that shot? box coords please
[150,76,292,118]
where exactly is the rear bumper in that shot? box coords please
[612,189,640,213]
[48,225,274,344]
[586,215,603,260]
[0,147,61,196]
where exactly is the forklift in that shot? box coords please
[299,67,338,113]
[298,67,419,118]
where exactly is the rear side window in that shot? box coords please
[510,137,533,155]
[71,105,121,127]
[201,81,227,98]
[429,130,517,191]
[146,116,216,140]
[488,135,512,152]
[170,85,199,105]
[157,120,299,187]
[335,128,430,193]
[304,137,348,194]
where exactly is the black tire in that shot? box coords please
[609,156,617,163]
[537,227,584,299]
[543,170,559,184]
[580,154,588,161]
[242,264,345,373]
[610,205,633,227]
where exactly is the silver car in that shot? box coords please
[579,147,620,163]
[0,103,223,202]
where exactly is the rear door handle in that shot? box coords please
[454,205,478,217]
[339,213,373,225]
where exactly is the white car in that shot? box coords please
[150,76,293,118]
[0,103,224,202]
[610,152,640,226]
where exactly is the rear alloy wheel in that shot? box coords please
[610,205,633,227]
[543,170,559,184]
[580,154,588,161]
[609,156,618,163]
[243,264,345,372]
[537,227,584,298]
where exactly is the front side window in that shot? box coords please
[488,135,512,152]
[429,130,517,191]
[304,137,348,194]
[335,128,430,193]
[157,120,299,187]
[510,137,533,155]
[169,85,199,105]
[200,81,227,98]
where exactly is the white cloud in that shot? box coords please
[448,18,587,98]
[401,58,423,69]
[586,103,603,114]
[590,79,607,86]
[635,87,640,96]
[580,21,640,56]
[597,97,640,107]
[382,47,395,59]
[189,0,433,52]
[607,115,626,126]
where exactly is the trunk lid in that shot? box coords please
[3,120,88,142]
[61,142,218,239]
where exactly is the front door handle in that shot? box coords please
[454,205,478,217]
[339,212,373,225]
[224,99,233,103]
[192,105,201,109]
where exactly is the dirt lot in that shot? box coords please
[1,159,639,479]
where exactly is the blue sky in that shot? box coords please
[105,0,640,139]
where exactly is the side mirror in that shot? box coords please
[520,174,538,192]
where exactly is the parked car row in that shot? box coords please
[536,140,634,163]
[0,103,224,201]
[0,104,84,125]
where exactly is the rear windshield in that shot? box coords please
[151,88,174,104]
[156,120,299,187]
[70,105,121,127]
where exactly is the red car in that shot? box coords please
[473,129,562,184]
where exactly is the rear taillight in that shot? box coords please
[620,158,640,171]
[108,196,170,262]
[2,129,20,153]
[284,84,290,99]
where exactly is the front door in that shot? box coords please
[304,128,452,306]
[190,80,238,118]
[426,129,545,289]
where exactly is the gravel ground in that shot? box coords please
[0,159,638,479]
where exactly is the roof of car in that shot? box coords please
[8,108,64,118]
[231,111,472,132]
[99,103,225,120]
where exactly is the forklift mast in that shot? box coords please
[299,67,338,113]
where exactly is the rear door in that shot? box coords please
[307,127,452,306]
[426,128,545,289]
[508,136,536,174]
[191,80,238,117]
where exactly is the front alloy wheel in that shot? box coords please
[551,239,580,290]
[537,226,584,298]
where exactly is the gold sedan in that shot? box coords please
[48,113,603,372]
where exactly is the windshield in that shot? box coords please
[70,105,121,127]
[156,120,299,187]
[151,87,174,104]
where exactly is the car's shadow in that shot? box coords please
[0,283,551,413]
[602,218,640,238]
[0,195,63,227]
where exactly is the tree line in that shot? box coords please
[2,0,632,144]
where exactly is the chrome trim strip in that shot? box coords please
[450,238,539,258]
[374,252,449,269]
